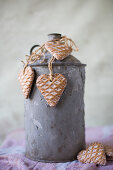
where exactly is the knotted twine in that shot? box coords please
[54,36,79,52]
[22,36,79,81]
[21,44,46,73]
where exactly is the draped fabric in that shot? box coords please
[0,127,113,170]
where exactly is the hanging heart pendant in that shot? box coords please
[45,41,72,60]
[36,73,67,106]
[18,66,34,99]
[77,142,106,165]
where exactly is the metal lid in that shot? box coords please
[48,33,62,41]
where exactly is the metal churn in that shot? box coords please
[24,33,86,162]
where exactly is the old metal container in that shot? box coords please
[24,33,86,162]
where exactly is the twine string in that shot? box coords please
[22,45,46,74]
[48,36,79,51]
[21,36,78,76]
[59,36,79,51]
[47,36,79,80]
[48,56,55,81]
[26,44,46,64]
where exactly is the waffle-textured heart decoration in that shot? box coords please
[77,142,106,165]
[104,145,113,157]
[18,66,34,99]
[36,73,67,106]
[45,41,72,60]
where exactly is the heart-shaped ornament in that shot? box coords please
[36,73,67,106]
[77,142,106,165]
[45,41,72,60]
[18,66,34,99]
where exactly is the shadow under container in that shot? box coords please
[24,34,86,162]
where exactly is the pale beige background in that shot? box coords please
[0,0,113,143]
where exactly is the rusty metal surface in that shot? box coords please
[24,64,86,162]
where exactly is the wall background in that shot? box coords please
[0,0,113,143]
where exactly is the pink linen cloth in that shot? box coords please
[0,127,113,170]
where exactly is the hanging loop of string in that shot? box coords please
[48,56,55,81]
[47,36,79,81]
[26,44,46,64]
[22,44,46,74]
[59,36,79,51]
[48,36,79,52]
[21,60,28,74]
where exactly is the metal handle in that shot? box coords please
[30,45,40,55]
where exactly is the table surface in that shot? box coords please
[0,127,113,170]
